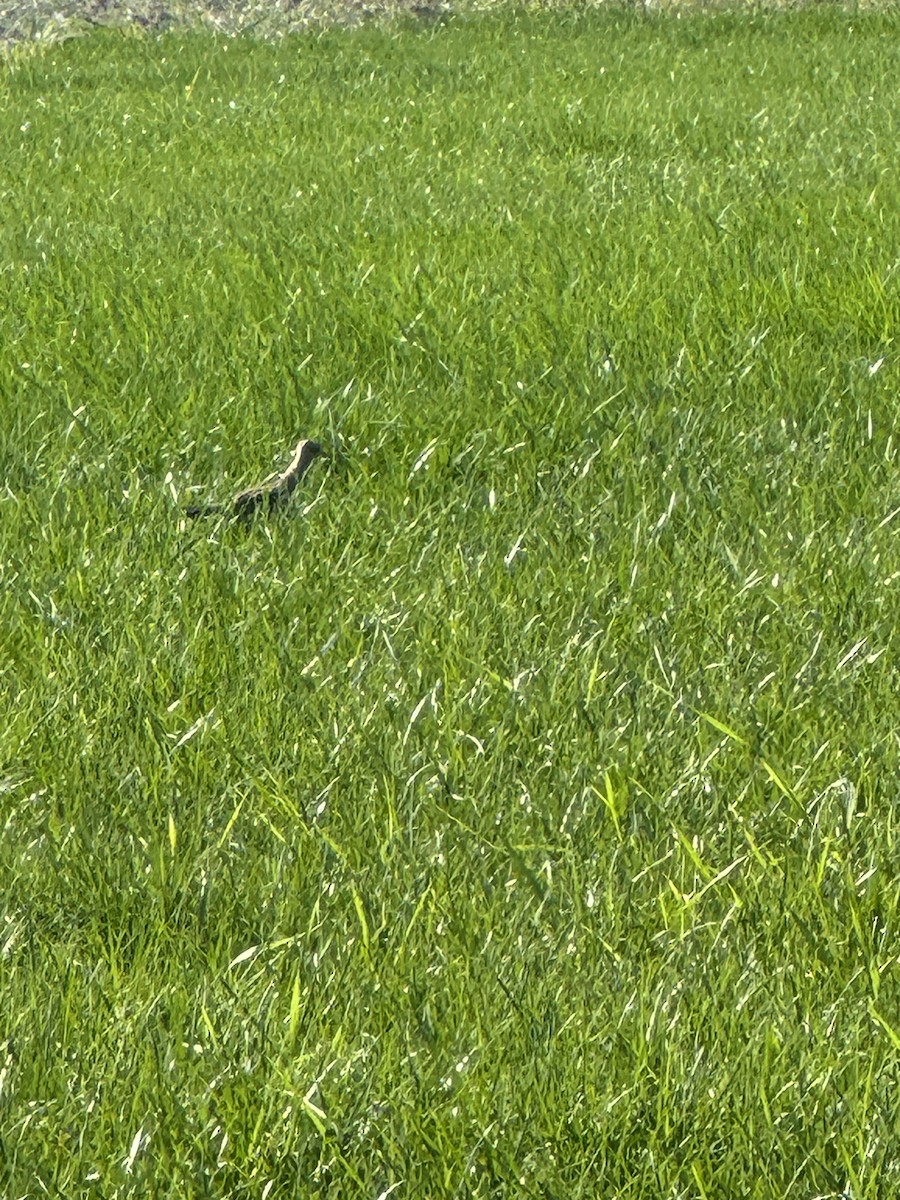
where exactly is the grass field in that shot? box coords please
[1,6,899,1196]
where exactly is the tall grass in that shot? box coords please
[1,7,899,1196]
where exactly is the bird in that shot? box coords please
[185,437,323,520]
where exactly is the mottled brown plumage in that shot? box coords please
[186,438,323,520]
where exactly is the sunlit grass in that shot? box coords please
[1,7,899,1196]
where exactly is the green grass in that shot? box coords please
[1,7,899,1196]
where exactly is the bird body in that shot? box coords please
[186,437,322,520]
